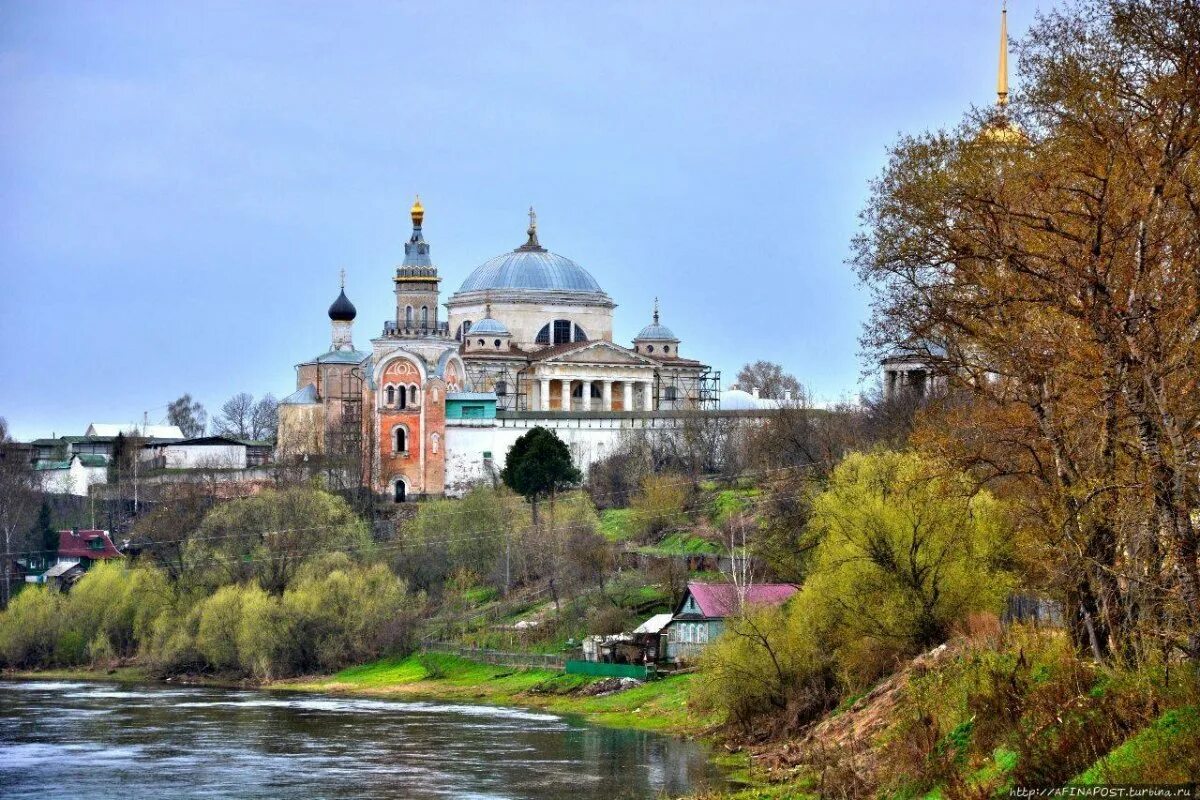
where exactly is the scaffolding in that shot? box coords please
[653,366,721,411]
[463,360,530,411]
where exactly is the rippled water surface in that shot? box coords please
[0,680,727,799]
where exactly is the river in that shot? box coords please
[0,680,728,799]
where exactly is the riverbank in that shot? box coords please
[6,653,720,737]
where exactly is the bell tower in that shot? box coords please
[395,196,442,334]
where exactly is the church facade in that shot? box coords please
[277,199,718,501]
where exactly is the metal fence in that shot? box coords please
[419,641,570,671]
[564,660,653,680]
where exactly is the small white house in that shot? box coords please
[34,454,109,497]
[141,436,249,470]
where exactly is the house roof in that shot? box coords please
[633,613,674,634]
[86,423,185,439]
[159,436,247,448]
[446,392,498,402]
[281,384,320,405]
[679,582,798,618]
[43,561,84,578]
[57,530,123,560]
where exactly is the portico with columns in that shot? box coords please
[529,340,660,411]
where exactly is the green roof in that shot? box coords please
[77,454,109,467]
[33,460,71,471]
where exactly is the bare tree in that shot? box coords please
[735,360,802,399]
[0,418,39,608]
[167,394,208,438]
[250,394,279,441]
[213,393,254,439]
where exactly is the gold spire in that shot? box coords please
[997,1,1009,107]
[411,194,424,226]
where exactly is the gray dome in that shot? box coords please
[468,317,510,335]
[635,322,678,341]
[458,249,605,295]
[328,288,357,321]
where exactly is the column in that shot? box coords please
[581,378,593,411]
[559,378,572,411]
[622,382,633,412]
[641,381,654,410]
[540,378,551,411]
[601,380,613,411]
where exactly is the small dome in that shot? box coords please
[720,388,780,411]
[468,317,510,336]
[635,322,678,341]
[328,288,357,322]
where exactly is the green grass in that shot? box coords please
[286,653,706,734]
[599,508,639,542]
[639,533,720,556]
[1074,706,1200,784]
[710,488,762,526]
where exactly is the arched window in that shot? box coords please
[405,306,413,327]
[394,480,406,503]
[494,381,508,396]
[409,384,421,407]
[421,306,429,327]
[394,426,407,453]
[456,320,472,342]
[663,345,670,353]
[536,319,585,345]
[647,345,655,353]
[385,385,395,405]
[398,385,407,409]
[494,339,501,349]
[478,338,485,347]
[571,382,602,399]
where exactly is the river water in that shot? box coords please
[0,680,728,799]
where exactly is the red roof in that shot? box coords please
[57,529,122,560]
[681,581,798,618]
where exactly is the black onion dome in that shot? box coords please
[328,288,357,321]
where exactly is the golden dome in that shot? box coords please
[411,195,424,226]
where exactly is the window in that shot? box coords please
[421,306,429,327]
[385,385,395,405]
[431,433,440,454]
[664,386,678,401]
[494,339,501,348]
[647,345,655,353]
[409,384,421,407]
[572,382,602,398]
[478,338,485,347]
[394,480,406,503]
[663,345,670,353]
[394,427,407,453]
[405,306,413,327]
[537,319,582,345]
[398,385,407,409]
[494,381,508,396]
[553,319,571,344]
[456,321,472,341]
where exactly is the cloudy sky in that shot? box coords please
[0,1,1041,439]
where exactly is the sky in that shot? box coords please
[0,1,1047,440]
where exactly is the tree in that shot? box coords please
[735,360,802,399]
[185,486,371,594]
[801,451,1014,686]
[213,393,254,439]
[30,501,56,560]
[167,394,207,438]
[500,427,581,525]
[0,417,39,608]
[250,394,279,441]
[851,0,1200,660]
